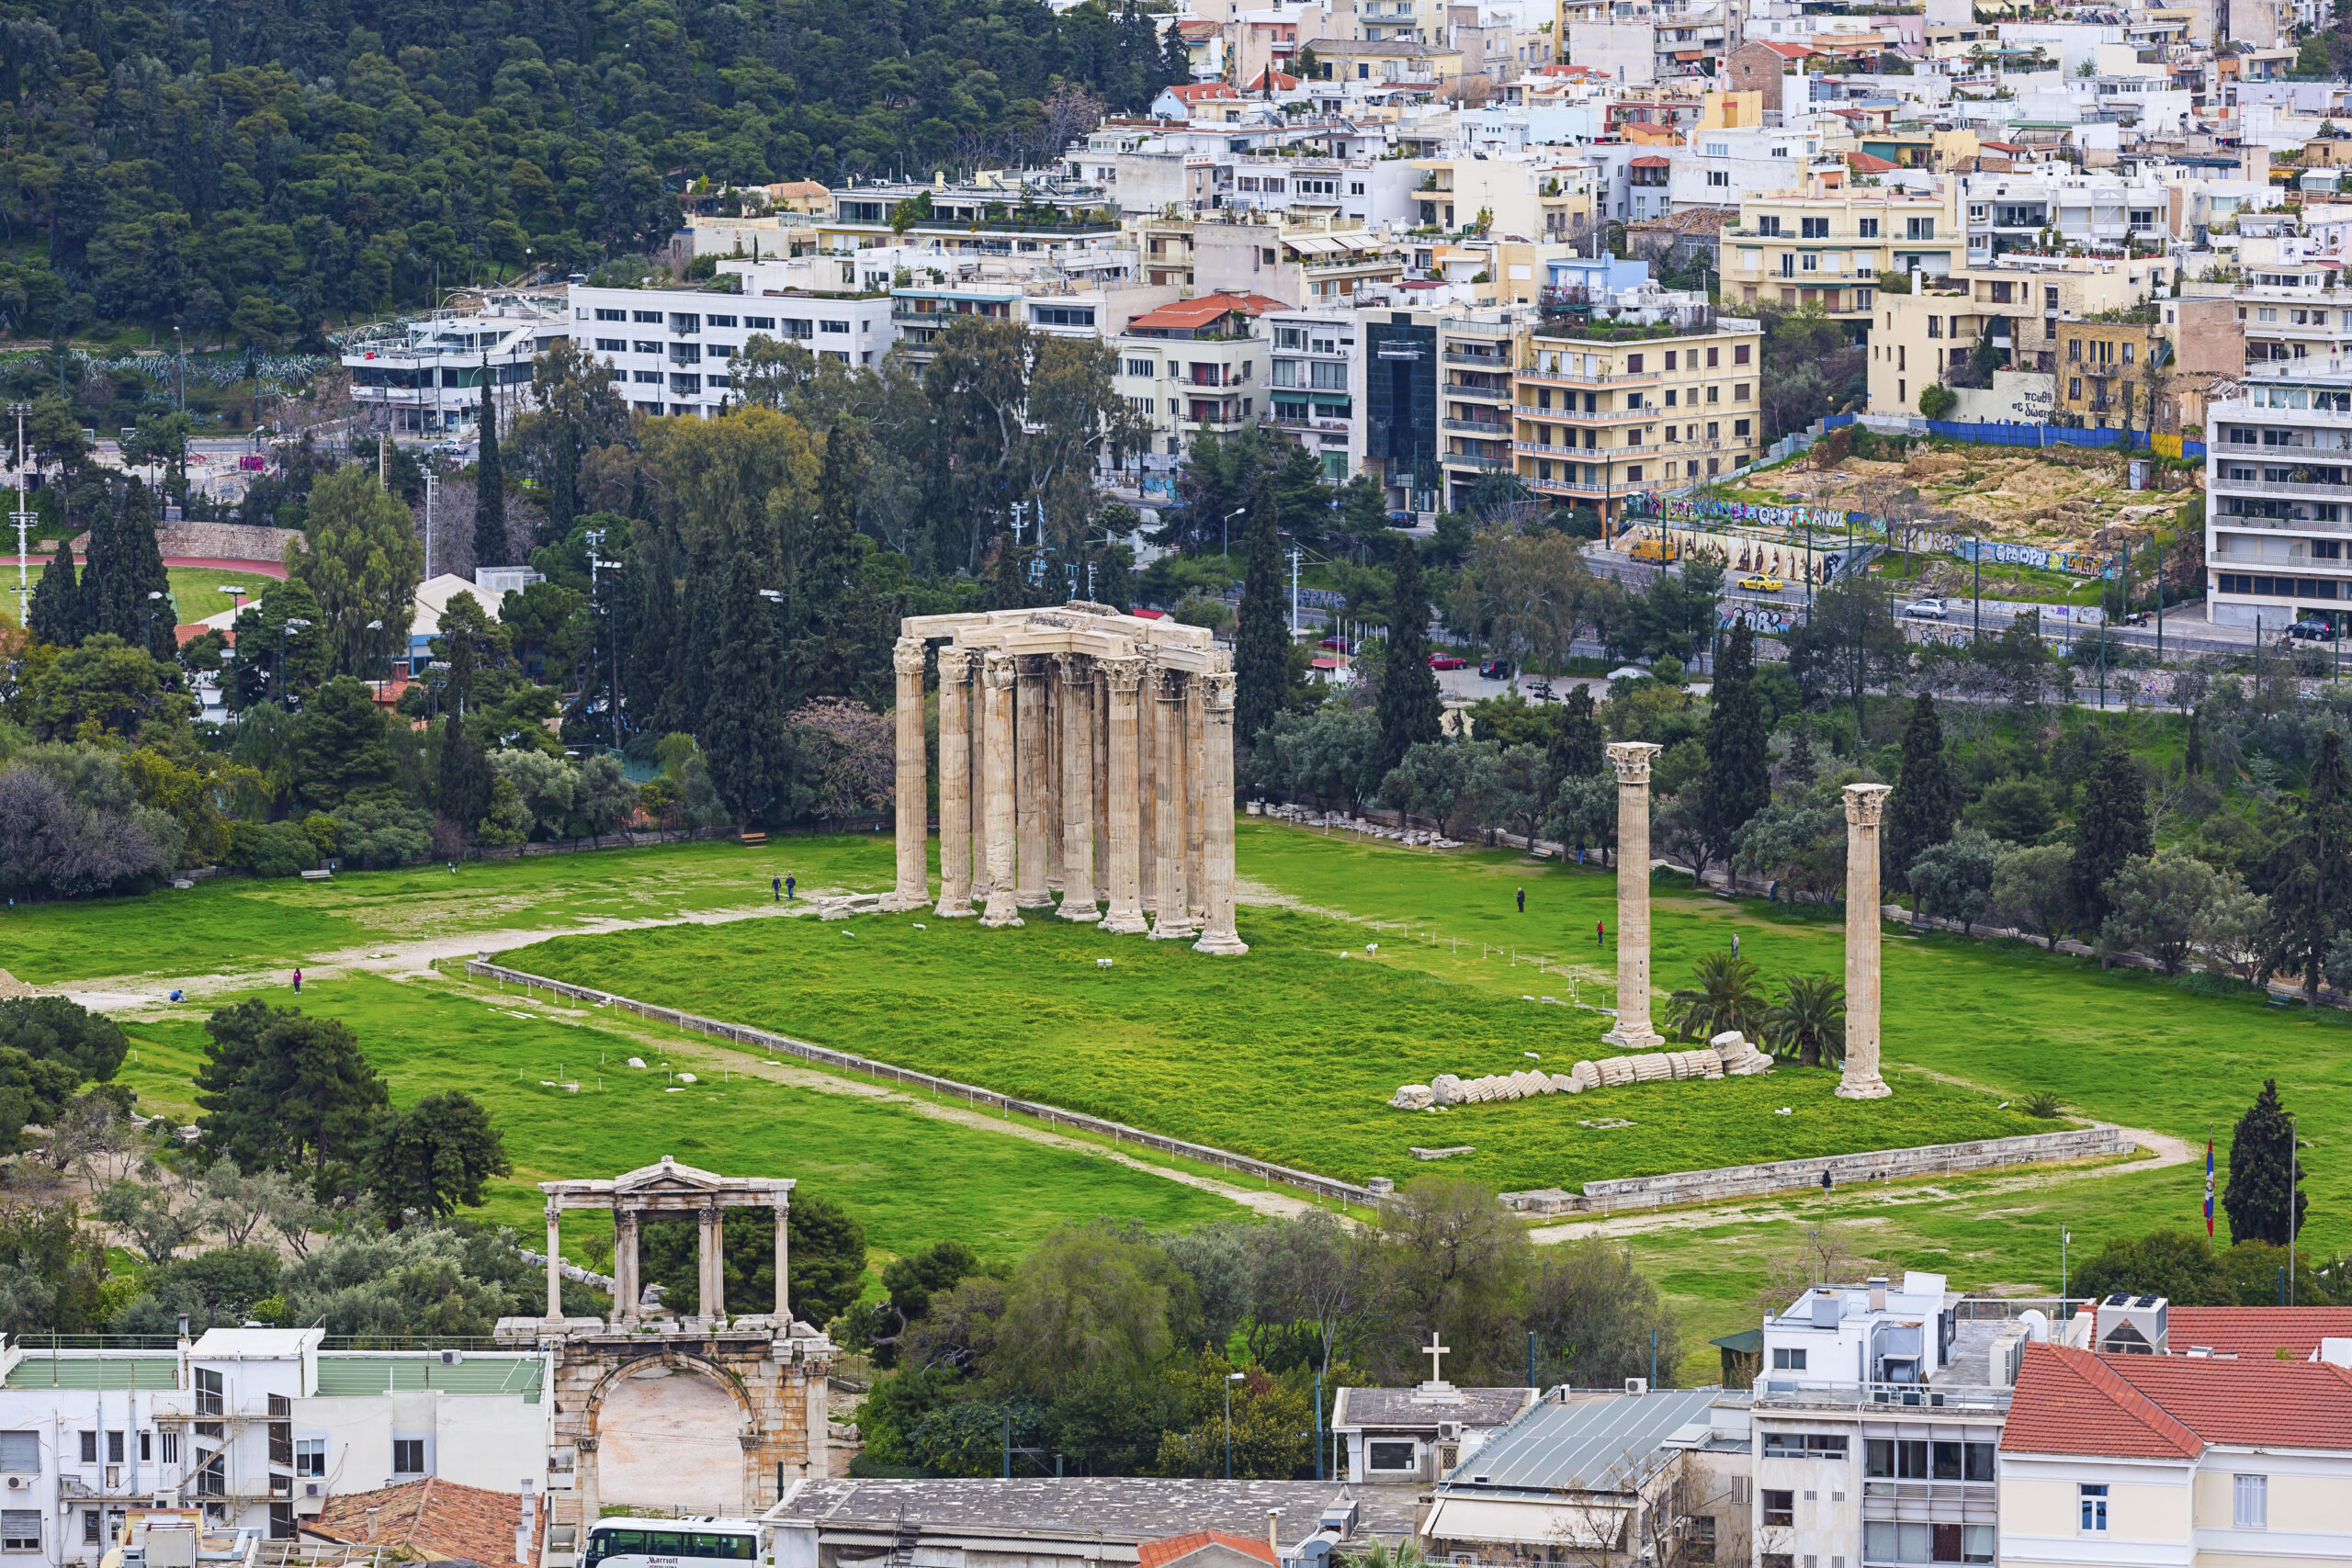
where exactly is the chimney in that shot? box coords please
[1868,1277,1889,1311]
[1268,1511,1281,1555]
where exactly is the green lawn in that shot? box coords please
[167,567,281,624]
[118,972,1249,1272]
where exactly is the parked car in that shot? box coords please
[1429,653,1469,671]
[1317,636,1355,652]
[1479,659,1512,679]
[2290,618,2335,640]
[1736,573,1785,592]
[1902,598,1950,620]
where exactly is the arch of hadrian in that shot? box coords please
[883,602,1248,955]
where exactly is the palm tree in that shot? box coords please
[1345,1541,1425,1568]
[1763,974,1847,1068]
[1664,950,1767,1043]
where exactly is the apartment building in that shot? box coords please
[339,301,564,435]
[1114,293,1283,460]
[1264,307,1367,482]
[2051,320,2162,428]
[1511,309,1762,526]
[1724,183,1962,322]
[1407,155,1594,243]
[1437,315,1519,511]
[1997,1340,2352,1568]
[2180,265,2352,364]
[569,276,892,417]
[0,1329,551,1562]
[2204,359,2352,632]
[1865,259,2164,416]
[1668,126,1843,212]
[1958,170,2177,264]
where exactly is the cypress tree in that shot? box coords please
[472,354,508,569]
[1549,684,1604,780]
[702,551,796,827]
[1702,620,1771,852]
[114,479,174,657]
[1884,690,1960,889]
[436,712,492,834]
[2184,705,2203,776]
[990,525,1031,611]
[1233,479,1288,750]
[1373,537,1442,785]
[2265,728,2352,998]
[2222,1077,2307,1247]
[28,536,81,646]
[75,506,109,639]
[2070,734,2152,930]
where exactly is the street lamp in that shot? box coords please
[367,619,386,699]
[1223,1371,1245,1480]
[279,616,312,708]
[759,589,787,692]
[144,589,166,652]
[1225,506,1248,572]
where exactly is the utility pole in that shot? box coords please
[2154,536,2164,666]
[1289,544,1302,637]
[6,403,30,625]
[423,468,438,580]
[1973,535,1981,642]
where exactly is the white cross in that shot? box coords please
[1424,1332,1451,1384]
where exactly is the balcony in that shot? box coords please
[2213,477,2352,501]
[1752,1381,2015,1416]
[1443,348,1511,367]
[1517,405,1656,427]
[1517,365,1660,388]
[1448,380,1511,401]
[1442,453,1514,471]
[1443,418,1511,434]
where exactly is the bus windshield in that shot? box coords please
[583,1529,759,1568]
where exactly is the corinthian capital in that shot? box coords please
[891,637,926,677]
[1843,782,1893,827]
[1606,740,1664,785]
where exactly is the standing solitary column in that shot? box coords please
[1045,656,1065,895]
[1092,670,1111,904]
[1151,671,1198,938]
[1193,671,1249,956]
[934,650,975,917]
[696,1204,723,1321]
[615,1209,639,1322]
[967,655,991,904]
[1185,674,1207,923]
[980,654,1023,927]
[544,1203,563,1320]
[1015,656,1053,908]
[772,1198,791,1321]
[1138,656,1159,915]
[1100,656,1149,933]
[886,636,929,911]
[1839,783,1896,1100]
[1057,654,1101,919]
[1603,741,1666,1049]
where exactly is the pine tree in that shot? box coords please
[27,537,81,646]
[1549,684,1604,780]
[1373,537,1442,786]
[1884,690,1959,890]
[436,712,491,834]
[2265,728,2352,998]
[703,551,797,827]
[472,355,508,570]
[1233,479,1288,750]
[2070,735,2152,930]
[2222,1077,2308,1247]
[1702,620,1771,856]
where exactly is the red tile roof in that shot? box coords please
[1245,68,1303,91]
[1628,155,1672,168]
[2003,1341,2352,1459]
[1126,292,1287,330]
[1758,41,1818,58]
[1137,1533,1278,1568]
[1165,80,1239,98]
[303,1479,540,1568]
[2166,1307,2352,1359]
[1847,152,1900,173]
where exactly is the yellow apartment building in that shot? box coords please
[1724,181,1962,325]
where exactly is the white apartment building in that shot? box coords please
[338,300,565,435]
[2204,360,2352,632]
[1668,127,1838,212]
[0,1330,552,1565]
[1957,170,2175,265]
[1265,306,1368,481]
[2180,266,2352,365]
[568,271,893,418]
[1114,292,1281,464]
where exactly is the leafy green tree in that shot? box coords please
[1762,974,1846,1067]
[2071,737,2153,932]
[0,998,129,1084]
[436,713,491,835]
[1702,621,1770,874]
[0,1200,107,1336]
[1906,828,1998,932]
[639,1190,868,1325]
[1884,692,1959,887]
[1666,950,1767,1043]
[365,1091,511,1225]
[1525,1237,1682,1388]
[1369,1176,1529,1384]
[28,538,82,647]
[86,479,176,657]
[838,1240,985,1368]
[288,467,424,681]
[704,552,804,827]
[2222,1077,2307,1247]
[27,635,171,739]
[193,999,390,1185]
[2071,1230,2222,1306]
[1784,579,1907,754]
[473,357,509,570]
[2097,854,2224,975]
[1234,480,1289,750]
[1151,1353,1314,1479]
[1970,776,2057,844]
[1549,684,1605,780]
[1991,841,2079,947]
[293,676,394,811]
[1373,538,1442,785]
[985,1222,1200,1401]
[0,1049,84,1156]
[2264,728,2352,998]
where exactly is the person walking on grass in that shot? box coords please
[1516,886,1525,913]
[1596,919,1606,946]
[292,968,302,995]
[772,874,782,903]
[1732,931,1740,960]
[786,874,796,902]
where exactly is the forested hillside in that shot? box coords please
[0,0,1180,340]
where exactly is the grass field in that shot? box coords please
[115,971,1251,1274]
[167,567,280,624]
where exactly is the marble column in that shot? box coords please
[1193,671,1249,955]
[544,1202,562,1320]
[1603,741,1666,1050]
[1839,782,1896,1100]
[1092,670,1111,904]
[1045,655,1065,895]
[1137,657,1159,915]
[934,650,975,917]
[615,1209,639,1322]
[967,655,991,904]
[1185,676,1207,924]
[1014,655,1053,908]
[885,637,929,911]
[1151,671,1199,939]
[697,1204,724,1321]
[772,1200,791,1320]
[980,653,1023,927]
[1057,654,1101,919]
[1100,656,1149,934]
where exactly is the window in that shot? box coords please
[295,1438,325,1478]
[706,314,738,329]
[1735,419,1751,437]
[1625,465,1642,481]
[2070,378,2082,400]
[196,1451,224,1497]
[821,321,849,334]
[2233,1474,2267,1530]
[1707,346,1720,367]
[2079,1483,2108,1533]
[1,1512,39,1551]
[160,1431,180,1465]
[1708,170,1729,187]
[1126,358,1157,378]
[1859,218,1880,238]
[1031,306,1096,328]
[744,316,775,331]
[1735,344,1751,365]
[595,338,626,353]
[83,1511,101,1546]
[1763,1558,1793,1568]
[782,319,814,340]
[1707,422,1719,439]
[1665,352,1678,371]
[107,1432,123,1464]
[1763,1490,1795,1528]
[1765,1433,1849,1458]
[1688,1517,1715,1562]
[633,340,660,355]
[139,1432,151,1463]
[1802,217,1830,239]
[633,310,662,324]
[1906,218,1936,240]
[1368,1440,1418,1470]
[393,1438,426,1474]
[80,1431,96,1463]
[269,1504,295,1542]
[634,370,662,384]
[1735,384,1750,400]
[1627,354,1644,372]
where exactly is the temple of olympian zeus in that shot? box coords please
[882,603,1249,955]
[1600,741,1894,1100]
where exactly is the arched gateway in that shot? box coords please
[496,1158,834,1533]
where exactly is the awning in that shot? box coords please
[1310,390,1352,406]
[1424,1497,1630,1551]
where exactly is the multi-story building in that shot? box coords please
[1865,258,2172,416]
[1958,169,2180,264]
[569,271,894,418]
[0,1328,552,1562]
[1407,154,1594,243]
[1436,315,1520,511]
[1511,299,1762,526]
[2204,358,2352,632]
[2051,320,2163,428]
[2180,266,2352,365]
[339,300,565,437]
[1114,293,1282,462]
[1724,182,1962,324]
[1264,307,1367,483]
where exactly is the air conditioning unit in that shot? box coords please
[304,1484,321,1498]
[440,1349,464,1367]
[6,1476,23,1490]
[1437,1421,1464,1441]
[1624,1378,1648,1396]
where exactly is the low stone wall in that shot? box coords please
[463,960,1377,1208]
[1566,1123,2137,1213]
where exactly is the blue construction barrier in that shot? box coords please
[1817,412,2202,457]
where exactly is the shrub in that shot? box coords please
[229,820,315,877]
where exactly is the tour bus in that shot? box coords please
[582,1518,766,1568]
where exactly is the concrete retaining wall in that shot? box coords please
[1575,1123,2136,1212]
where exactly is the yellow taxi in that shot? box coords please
[1736,573,1785,592]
